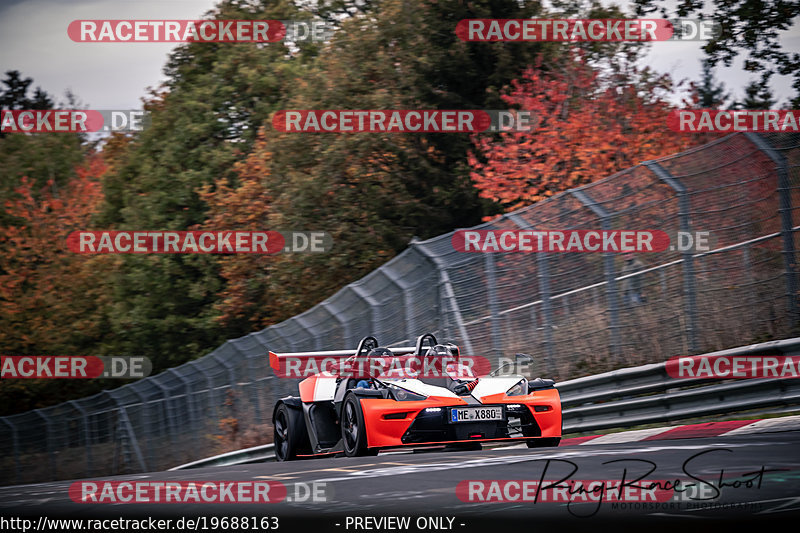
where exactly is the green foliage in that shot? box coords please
[695,58,730,109]
[735,75,778,110]
[633,0,800,106]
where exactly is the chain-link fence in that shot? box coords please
[1,132,798,485]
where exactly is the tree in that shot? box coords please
[694,59,730,109]
[94,0,317,370]
[199,0,563,328]
[736,75,777,109]
[632,0,799,106]
[0,154,117,415]
[0,70,54,111]
[0,70,84,223]
[197,136,279,329]
[96,0,561,361]
[468,54,710,213]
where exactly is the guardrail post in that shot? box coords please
[646,161,700,353]
[484,252,503,358]
[508,213,556,374]
[67,400,93,477]
[411,239,475,354]
[570,189,622,362]
[745,132,799,327]
[1,418,21,483]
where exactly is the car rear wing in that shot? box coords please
[269,333,454,371]
[268,346,418,372]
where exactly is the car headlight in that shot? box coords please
[388,384,427,401]
[506,379,528,396]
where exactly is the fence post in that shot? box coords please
[116,407,147,473]
[508,213,556,375]
[411,240,475,355]
[295,315,321,351]
[168,366,204,456]
[646,161,700,353]
[484,252,503,358]
[213,349,238,389]
[67,400,93,477]
[350,285,381,339]
[211,350,240,445]
[322,301,351,347]
[117,387,153,471]
[192,361,220,430]
[151,378,179,466]
[226,343,262,425]
[744,132,799,327]
[33,409,56,479]
[571,189,622,362]
[168,368,197,428]
[379,268,412,345]
[1,418,20,483]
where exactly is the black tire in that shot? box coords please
[274,403,308,461]
[341,394,378,457]
[527,437,561,448]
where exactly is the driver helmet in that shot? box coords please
[425,344,453,357]
[367,347,394,357]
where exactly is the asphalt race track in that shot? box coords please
[2,431,799,532]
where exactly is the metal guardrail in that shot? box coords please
[558,337,800,433]
[169,443,276,470]
[171,337,800,470]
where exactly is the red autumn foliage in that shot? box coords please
[0,154,115,354]
[469,55,708,215]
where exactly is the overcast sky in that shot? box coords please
[0,0,798,111]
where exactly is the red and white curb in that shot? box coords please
[501,414,800,449]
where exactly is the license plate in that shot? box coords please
[450,407,503,422]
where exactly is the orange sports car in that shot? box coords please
[270,334,561,460]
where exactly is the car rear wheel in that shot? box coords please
[526,437,561,448]
[274,404,307,461]
[341,394,378,457]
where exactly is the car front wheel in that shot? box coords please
[341,394,378,457]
